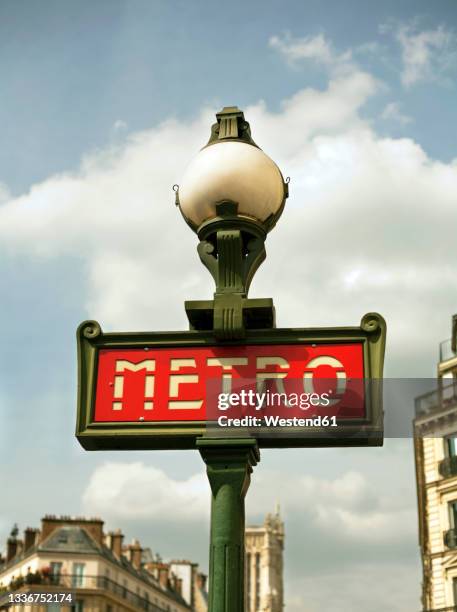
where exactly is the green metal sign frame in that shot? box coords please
[76,312,386,451]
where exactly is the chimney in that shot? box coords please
[158,566,169,589]
[127,539,142,569]
[6,537,18,563]
[6,524,19,563]
[173,576,182,596]
[41,516,104,545]
[143,561,158,580]
[41,515,58,541]
[177,577,183,595]
[170,573,178,592]
[196,572,207,591]
[24,528,39,552]
[108,529,124,558]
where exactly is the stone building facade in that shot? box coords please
[414,315,457,610]
[0,516,207,612]
[245,507,284,612]
[168,562,207,612]
[0,510,283,612]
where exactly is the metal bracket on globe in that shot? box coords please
[185,201,275,339]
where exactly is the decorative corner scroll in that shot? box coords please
[197,240,218,286]
[76,320,103,444]
[360,312,386,335]
[78,320,102,340]
[360,312,387,381]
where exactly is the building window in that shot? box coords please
[72,563,85,588]
[101,568,109,589]
[449,501,457,529]
[50,562,63,585]
[70,601,84,612]
[447,437,457,457]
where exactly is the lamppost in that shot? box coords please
[175,106,289,340]
[174,106,289,612]
[75,105,385,612]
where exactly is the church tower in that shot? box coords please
[245,506,284,612]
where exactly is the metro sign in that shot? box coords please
[76,313,385,450]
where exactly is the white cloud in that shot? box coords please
[269,33,354,75]
[113,119,128,132]
[80,450,420,612]
[250,469,415,544]
[392,24,457,86]
[0,112,217,330]
[0,182,11,205]
[270,33,334,64]
[82,461,414,545]
[381,101,412,124]
[286,562,420,612]
[82,461,209,521]
[0,61,456,376]
[0,31,436,612]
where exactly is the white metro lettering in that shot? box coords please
[206,357,248,394]
[256,356,289,394]
[303,356,347,405]
[113,360,156,411]
[168,358,203,410]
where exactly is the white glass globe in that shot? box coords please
[178,141,285,228]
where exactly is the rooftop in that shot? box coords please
[0,516,191,609]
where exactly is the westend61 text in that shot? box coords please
[217,389,331,411]
[218,415,338,427]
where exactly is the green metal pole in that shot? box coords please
[197,438,260,612]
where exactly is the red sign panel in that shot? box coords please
[94,343,365,423]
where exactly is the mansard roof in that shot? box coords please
[1,524,190,609]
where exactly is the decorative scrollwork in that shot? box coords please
[197,240,218,283]
[197,240,215,257]
[80,320,102,339]
[361,313,385,334]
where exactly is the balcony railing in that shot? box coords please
[415,381,457,418]
[0,574,175,611]
[439,456,457,479]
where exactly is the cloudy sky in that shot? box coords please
[1,1,457,610]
